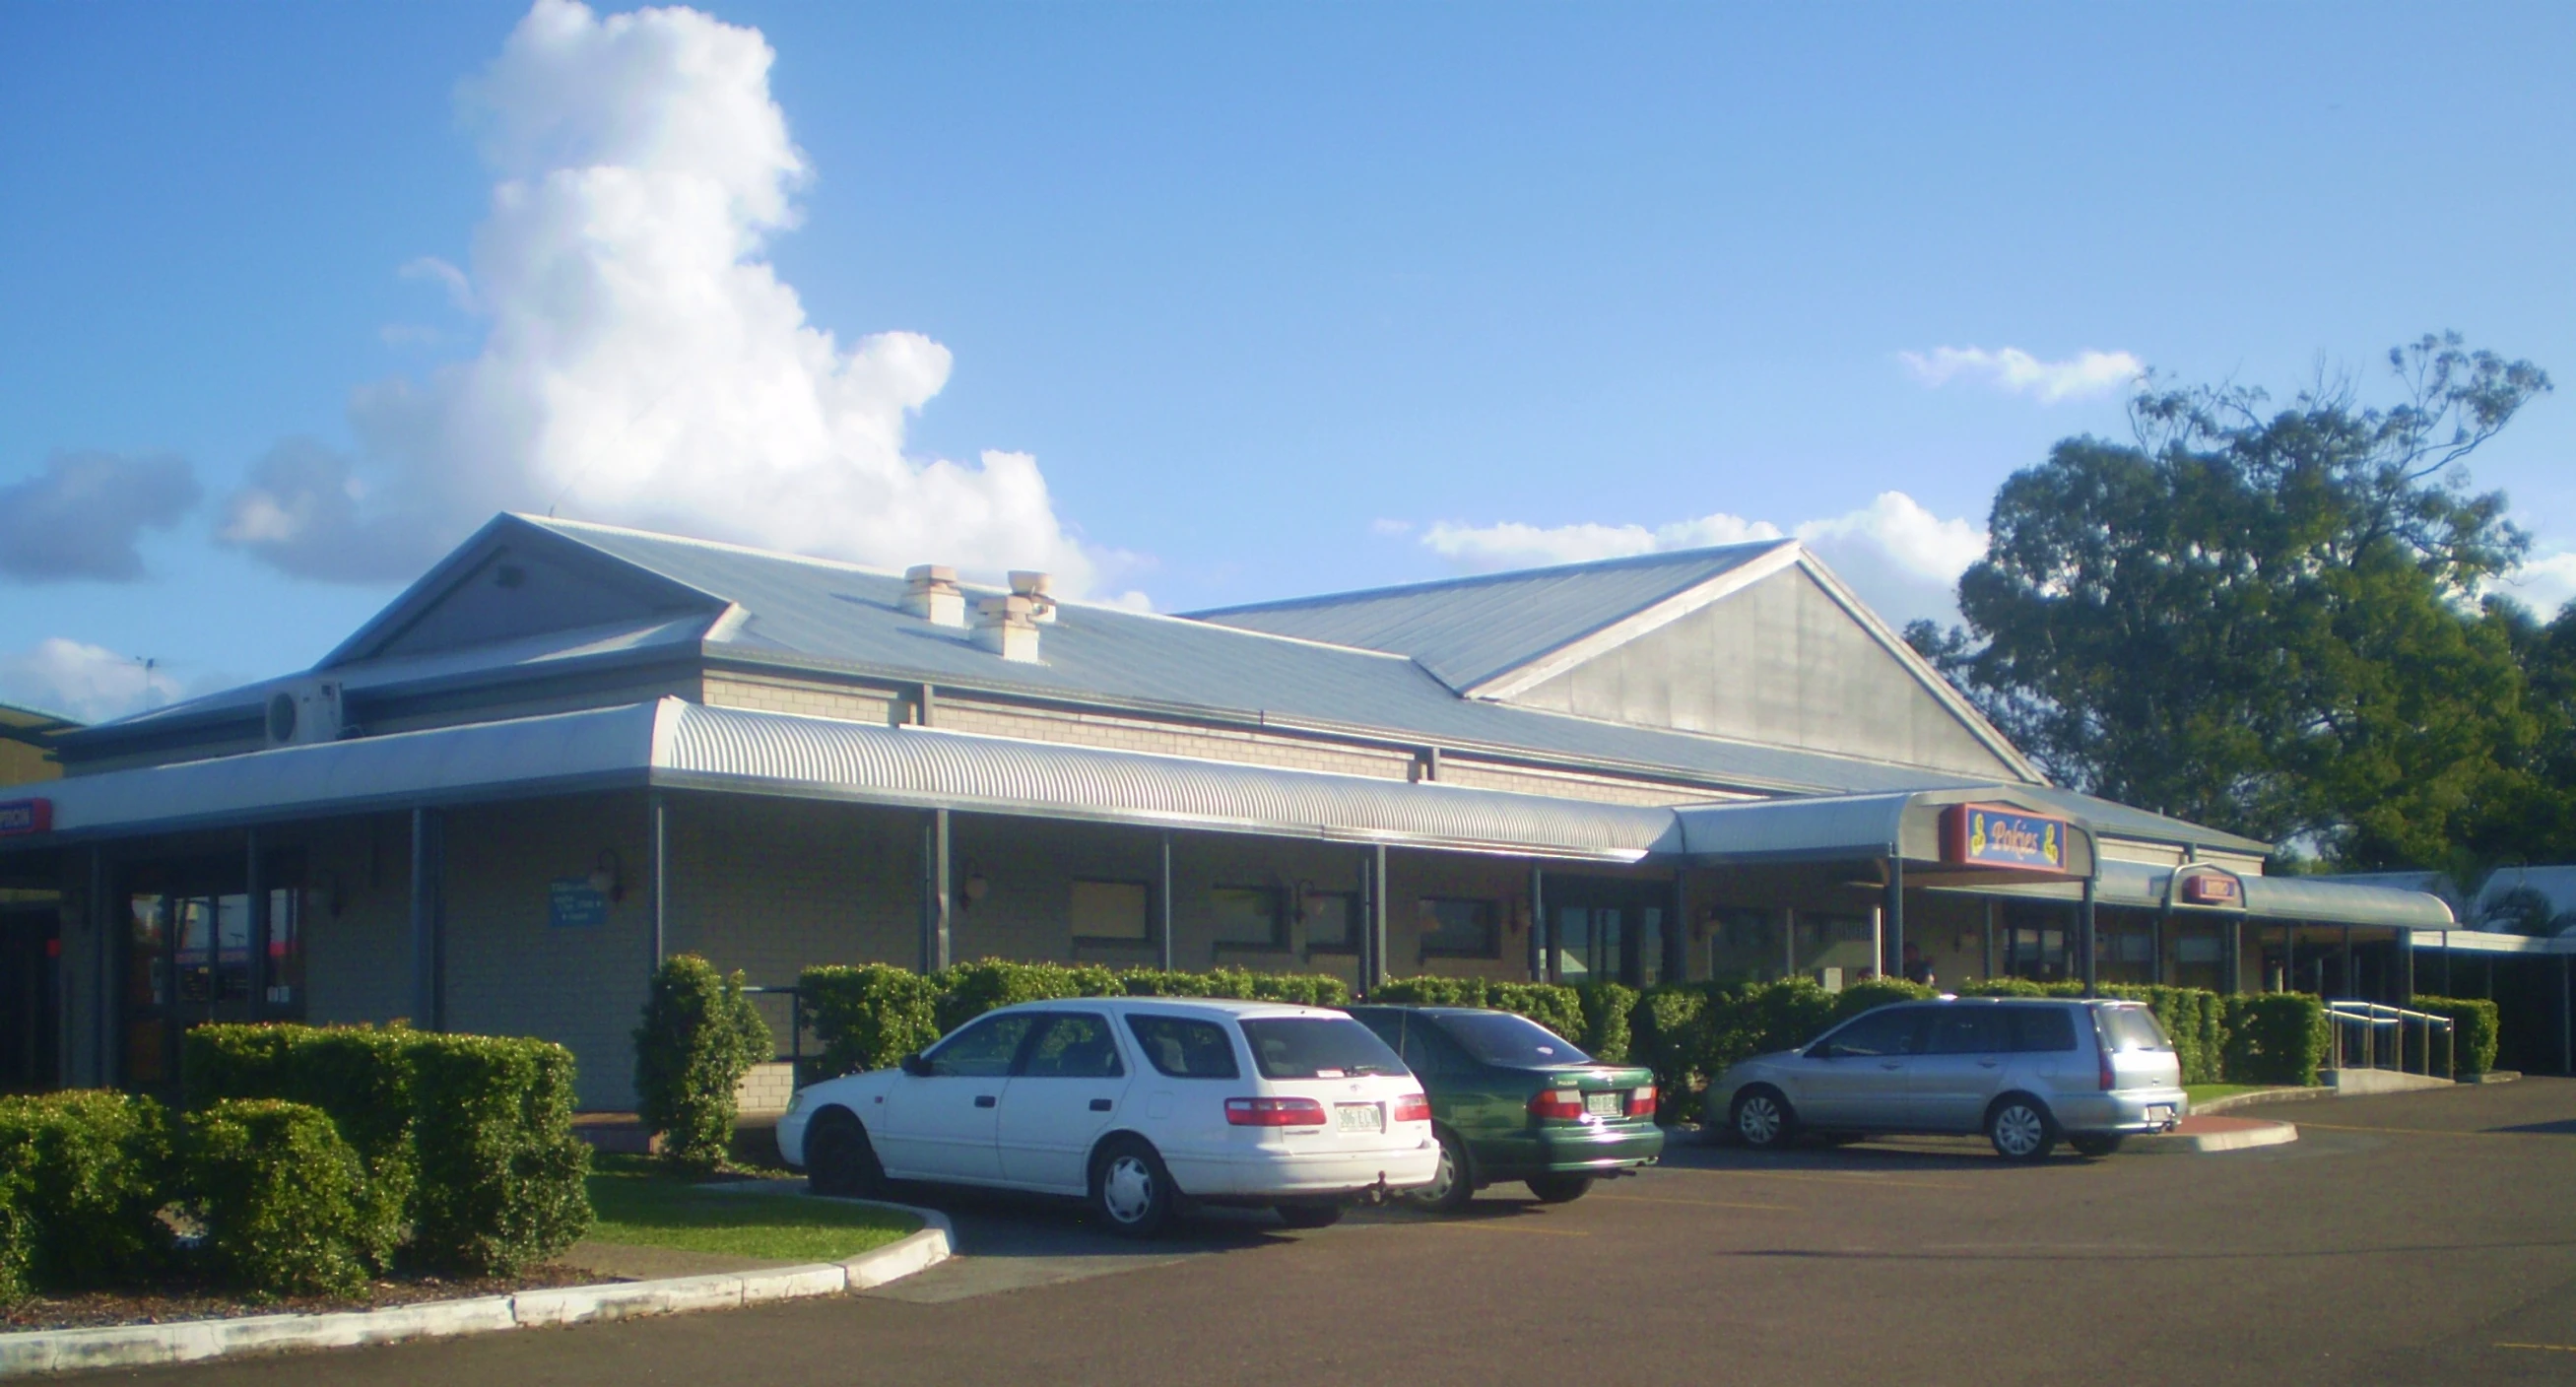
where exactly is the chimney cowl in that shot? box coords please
[972,594,1042,662]
[902,564,965,627]
[1008,570,1058,623]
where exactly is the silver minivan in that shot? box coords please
[1714,998,2187,1159]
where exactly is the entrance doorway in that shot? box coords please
[1547,878,1676,987]
[0,904,57,1093]
[120,860,306,1090]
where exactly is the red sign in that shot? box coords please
[0,799,49,837]
[2179,873,2240,906]
[1939,803,2070,872]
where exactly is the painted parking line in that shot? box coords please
[1596,1192,1803,1212]
[1411,1221,1593,1237]
[1668,1169,1970,1193]
[2497,1343,2576,1354]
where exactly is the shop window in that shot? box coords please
[1794,912,1875,980]
[1071,880,1150,942]
[1706,907,1784,982]
[1418,897,1499,958]
[1211,887,1287,950]
[1301,891,1359,954]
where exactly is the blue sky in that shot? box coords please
[2,1,2570,721]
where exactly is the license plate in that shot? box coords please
[2146,1104,2174,1123]
[1585,1091,1625,1118]
[1336,1103,1383,1133]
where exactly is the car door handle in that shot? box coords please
[1090,1098,1113,1112]
[974,1094,997,1108]
[1977,1059,2002,1069]
[1879,1061,1903,1071]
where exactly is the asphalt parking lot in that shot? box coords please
[112,1080,2576,1386]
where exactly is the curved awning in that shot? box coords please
[1672,788,2098,878]
[20,698,1678,863]
[1958,858,2456,929]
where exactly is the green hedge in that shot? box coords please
[800,959,1358,1078]
[1365,977,1589,1048]
[186,1099,382,1298]
[633,955,772,1173]
[182,1024,591,1276]
[2411,995,2500,1077]
[1956,980,2227,1085]
[0,1090,173,1298]
[2222,992,2330,1087]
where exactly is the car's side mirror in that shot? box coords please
[899,1052,933,1078]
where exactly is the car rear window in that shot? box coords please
[2008,1007,2077,1053]
[1239,1018,1406,1080]
[2098,1006,2173,1052]
[1433,1012,1591,1068]
[1125,1016,1240,1079]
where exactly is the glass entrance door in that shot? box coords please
[1546,880,1675,987]
[123,879,303,1090]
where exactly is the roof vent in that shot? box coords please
[902,564,965,627]
[973,594,1042,662]
[1008,570,1057,623]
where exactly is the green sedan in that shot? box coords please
[1348,1005,1664,1212]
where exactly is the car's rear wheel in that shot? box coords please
[2069,1133,2124,1157]
[1274,1203,1344,1229]
[1731,1087,1795,1151]
[1525,1173,1593,1204]
[1409,1128,1474,1215]
[1987,1096,2058,1161]
[1092,1137,1179,1238]
[804,1110,884,1198]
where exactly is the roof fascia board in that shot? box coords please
[1786,548,2051,784]
[1460,541,1803,700]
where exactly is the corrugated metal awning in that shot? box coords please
[22,698,1676,862]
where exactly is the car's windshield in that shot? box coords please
[1432,1012,1591,1068]
[1238,1017,1405,1079]
[2098,1006,2173,1052]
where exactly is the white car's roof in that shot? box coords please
[981,996,1345,1022]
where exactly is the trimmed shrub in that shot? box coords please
[183,1024,418,1246]
[933,960,1119,1032]
[1369,977,1589,1049]
[0,1090,174,1294]
[801,964,944,1078]
[186,1099,379,1298]
[2223,992,2330,1087]
[2411,995,2500,1077]
[407,1033,592,1276]
[634,955,773,1173]
[1829,977,1938,1022]
[1574,982,1638,1064]
[1118,967,1352,1008]
[1629,985,1710,1123]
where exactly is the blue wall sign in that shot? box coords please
[549,878,609,928]
[1940,804,2069,873]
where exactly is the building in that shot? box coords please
[0,515,2455,1108]
[0,699,76,1092]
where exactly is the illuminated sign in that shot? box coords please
[0,799,51,837]
[2179,873,2241,906]
[1940,803,2068,873]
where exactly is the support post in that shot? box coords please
[2081,876,2099,998]
[2228,919,2244,995]
[2282,922,2295,994]
[2152,894,2171,987]
[1367,844,1389,993]
[1667,872,1688,984]
[1883,856,1905,979]
[1527,864,1545,982]
[90,848,108,1087]
[2440,930,2451,996]
[1157,830,1175,972]
[408,807,441,1031]
[2562,954,2571,1078]
[649,792,669,968]
[1783,904,1799,981]
[2341,925,2353,1000]
[246,826,267,1014]
[2396,929,2413,1006]
[920,809,951,973]
[1981,898,1997,982]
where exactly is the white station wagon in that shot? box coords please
[777,997,1441,1234]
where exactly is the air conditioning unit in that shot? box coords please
[264,680,346,748]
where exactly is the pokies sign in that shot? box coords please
[1940,803,2069,873]
[0,799,51,837]
[2179,873,2242,906]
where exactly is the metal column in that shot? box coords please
[1366,845,1389,994]
[1157,831,1175,972]
[2396,929,2413,1006]
[1883,855,1905,978]
[1667,872,1688,984]
[2228,919,2244,995]
[2340,926,2353,999]
[245,826,267,1014]
[649,792,669,967]
[1981,898,1997,982]
[920,809,951,973]
[1783,905,1799,982]
[409,807,442,1030]
[2080,876,2099,997]
[1527,864,1545,982]
[2152,893,2171,986]
[89,848,108,1087]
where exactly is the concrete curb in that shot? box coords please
[2194,1087,2333,1115]
[2129,1120,2298,1156]
[0,1200,953,1378]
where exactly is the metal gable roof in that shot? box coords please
[1186,541,1794,694]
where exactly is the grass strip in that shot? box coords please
[584,1156,918,1263]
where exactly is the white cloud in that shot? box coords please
[1416,491,1987,629]
[1899,345,2145,403]
[0,638,184,724]
[220,0,1103,593]
[0,450,202,583]
[2499,551,2576,618]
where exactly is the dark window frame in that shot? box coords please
[1416,896,1502,960]
[1209,883,1290,954]
[1070,877,1155,948]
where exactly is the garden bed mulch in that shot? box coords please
[3,1264,608,1335]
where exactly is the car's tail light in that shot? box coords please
[2099,1043,2118,1091]
[1528,1089,1586,1121]
[1391,1092,1432,1124]
[1226,1096,1327,1127]
[1629,1085,1657,1118]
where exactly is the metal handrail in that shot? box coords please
[2322,1000,2454,1082]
